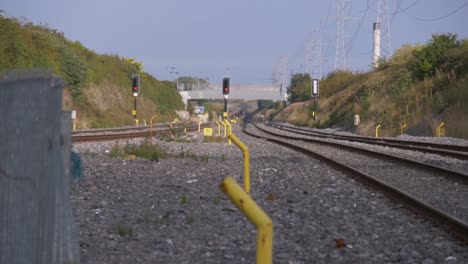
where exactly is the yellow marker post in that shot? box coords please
[134,119,139,126]
[223,122,227,138]
[400,123,407,135]
[170,118,178,128]
[228,133,250,193]
[72,120,76,131]
[437,122,445,137]
[220,177,273,264]
[375,124,381,138]
[149,114,158,138]
[215,121,221,135]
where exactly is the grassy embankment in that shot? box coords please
[267,34,468,138]
[0,15,184,129]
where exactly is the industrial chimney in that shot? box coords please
[373,22,381,68]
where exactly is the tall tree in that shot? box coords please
[413,33,461,80]
[287,73,311,102]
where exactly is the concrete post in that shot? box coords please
[0,71,79,264]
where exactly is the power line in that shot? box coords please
[345,0,377,56]
[390,0,420,18]
[404,1,468,21]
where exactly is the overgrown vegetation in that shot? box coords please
[180,194,189,204]
[278,33,468,138]
[116,224,133,237]
[177,147,210,162]
[287,73,312,102]
[0,15,184,128]
[109,140,167,160]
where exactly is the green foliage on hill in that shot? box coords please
[280,33,468,138]
[0,15,184,128]
[287,73,311,102]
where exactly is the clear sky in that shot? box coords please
[2,0,467,84]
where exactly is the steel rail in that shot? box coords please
[243,124,468,243]
[259,124,468,184]
[269,123,468,156]
[72,123,212,143]
[72,122,191,135]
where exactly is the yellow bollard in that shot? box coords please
[437,122,445,137]
[150,114,158,138]
[215,121,221,136]
[375,124,381,138]
[171,118,178,128]
[134,119,139,126]
[400,123,407,135]
[228,133,250,194]
[220,177,273,264]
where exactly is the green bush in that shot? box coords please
[109,140,167,160]
[413,33,462,80]
[287,73,311,102]
[116,224,133,237]
[59,46,88,102]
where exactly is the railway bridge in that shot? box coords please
[177,83,286,105]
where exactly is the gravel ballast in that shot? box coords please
[72,126,468,263]
[250,124,468,223]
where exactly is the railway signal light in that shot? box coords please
[222,77,230,95]
[312,79,319,97]
[132,74,140,95]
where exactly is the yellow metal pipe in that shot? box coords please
[170,118,178,128]
[224,119,232,134]
[375,124,381,138]
[438,122,445,137]
[223,122,227,137]
[215,121,221,135]
[220,177,273,264]
[400,123,407,135]
[228,133,250,194]
[223,120,232,145]
[149,114,158,138]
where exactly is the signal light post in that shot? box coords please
[222,77,230,119]
[132,74,140,124]
[312,79,319,121]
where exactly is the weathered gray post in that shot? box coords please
[54,110,80,263]
[0,71,80,264]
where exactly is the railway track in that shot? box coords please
[268,123,468,160]
[72,122,213,142]
[244,123,468,243]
